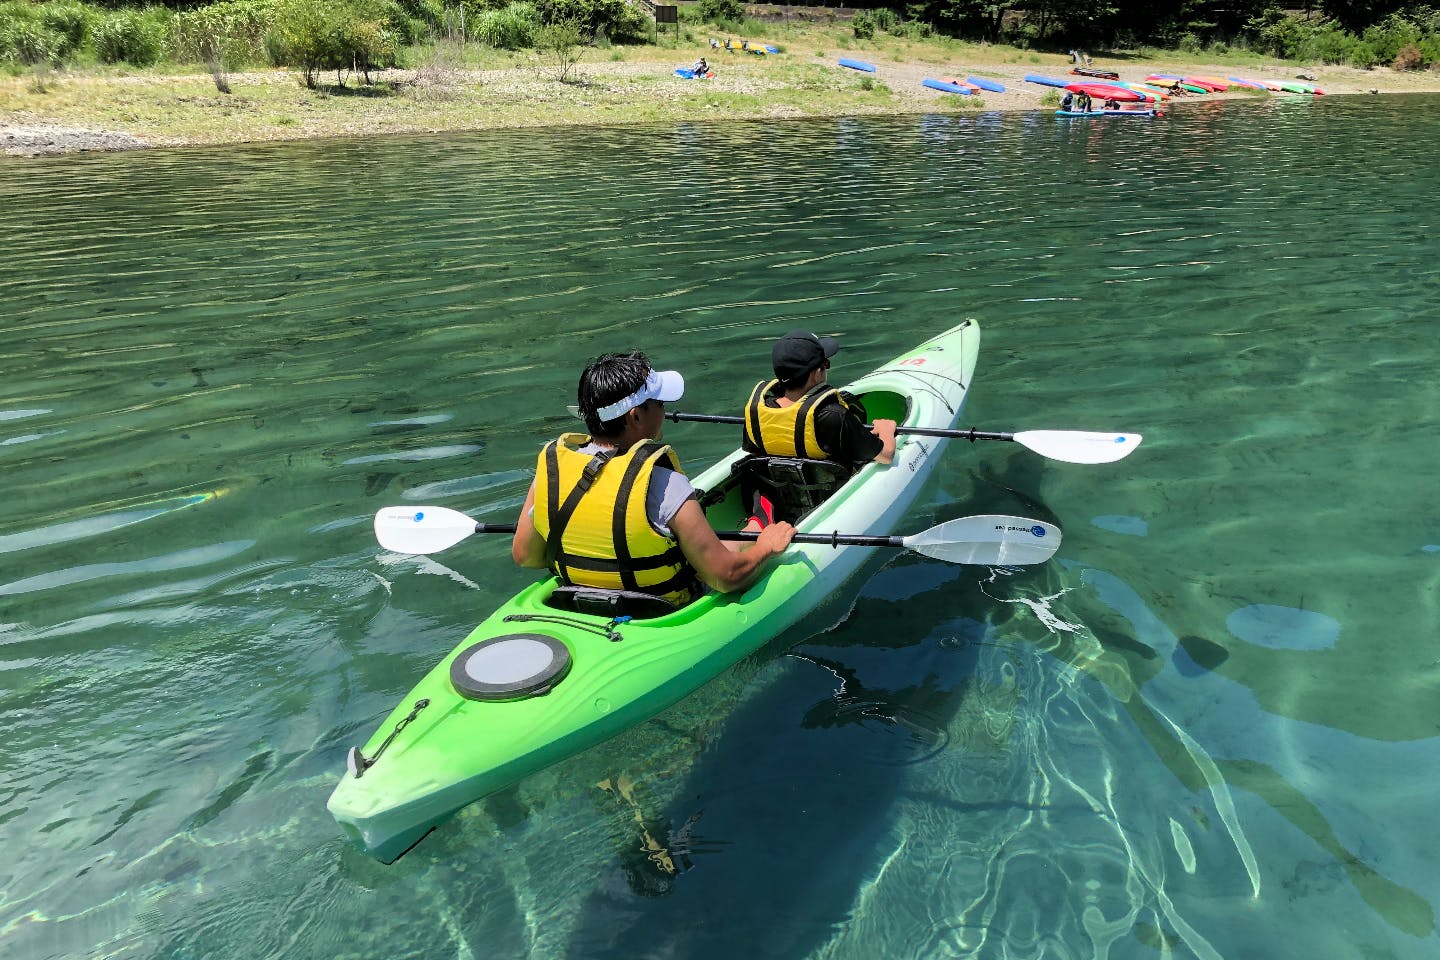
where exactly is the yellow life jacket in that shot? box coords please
[533,433,701,605]
[742,380,850,460]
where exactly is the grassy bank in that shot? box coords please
[5,20,1440,156]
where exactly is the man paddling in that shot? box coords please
[738,330,897,526]
[512,352,794,606]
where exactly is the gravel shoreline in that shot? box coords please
[4,56,1437,158]
[3,124,151,157]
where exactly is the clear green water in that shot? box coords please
[3,95,1438,959]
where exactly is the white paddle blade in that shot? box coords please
[375,505,476,555]
[903,515,1061,566]
[1014,430,1142,464]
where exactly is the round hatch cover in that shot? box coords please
[450,633,572,701]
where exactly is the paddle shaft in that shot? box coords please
[473,521,905,548]
[663,411,1016,443]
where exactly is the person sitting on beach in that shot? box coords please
[692,57,709,77]
[709,38,719,50]
[512,351,794,607]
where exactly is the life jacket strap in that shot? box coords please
[544,448,612,573]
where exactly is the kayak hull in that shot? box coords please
[1056,109,1157,118]
[966,76,1006,93]
[924,78,973,95]
[328,320,983,861]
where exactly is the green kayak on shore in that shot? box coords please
[329,319,983,862]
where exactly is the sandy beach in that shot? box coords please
[4,36,1439,157]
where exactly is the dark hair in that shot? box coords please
[779,357,827,392]
[578,351,652,437]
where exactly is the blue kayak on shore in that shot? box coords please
[966,76,1006,93]
[1024,74,1070,87]
[922,78,972,95]
[839,58,877,73]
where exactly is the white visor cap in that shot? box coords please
[595,369,685,422]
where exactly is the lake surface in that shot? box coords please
[3,93,1438,960]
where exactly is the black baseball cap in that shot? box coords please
[772,330,840,381]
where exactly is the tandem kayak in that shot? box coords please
[329,320,985,862]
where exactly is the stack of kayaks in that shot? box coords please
[329,321,986,862]
[1066,82,1152,102]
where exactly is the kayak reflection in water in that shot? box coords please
[511,351,794,608]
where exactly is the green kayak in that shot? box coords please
[329,319,982,862]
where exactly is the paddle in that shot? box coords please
[375,505,1062,567]
[565,406,1141,464]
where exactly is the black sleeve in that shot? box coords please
[815,401,882,466]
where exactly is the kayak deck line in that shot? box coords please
[329,319,983,862]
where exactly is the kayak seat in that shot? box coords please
[546,585,678,620]
[736,456,852,525]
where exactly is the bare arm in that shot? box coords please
[511,480,548,569]
[870,418,897,465]
[670,500,794,594]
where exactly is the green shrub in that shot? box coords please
[267,0,345,85]
[264,0,402,84]
[871,8,898,34]
[851,11,874,40]
[172,0,277,67]
[1350,41,1377,69]
[39,2,92,58]
[1362,14,1421,64]
[1304,22,1355,64]
[537,0,644,43]
[0,17,63,66]
[1249,10,1307,59]
[94,8,169,66]
[471,1,537,49]
[693,0,742,28]
[605,1,647,43]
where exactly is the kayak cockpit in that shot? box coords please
[693,387,908,527]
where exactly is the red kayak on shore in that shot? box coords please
[1065,83,1150,102]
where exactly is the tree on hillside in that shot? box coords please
[1320,0,1409,32]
